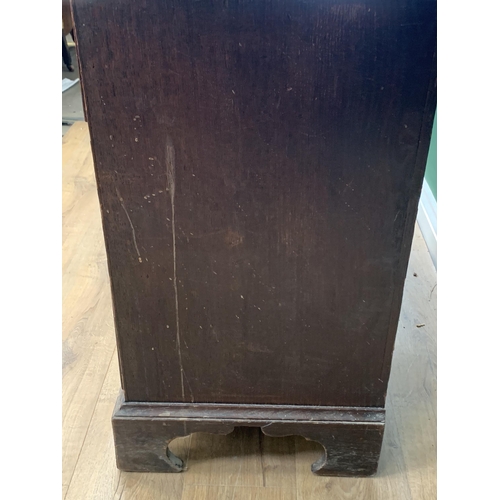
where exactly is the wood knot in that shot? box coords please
[224,229,243,248]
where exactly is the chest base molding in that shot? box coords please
[112,391,385,476]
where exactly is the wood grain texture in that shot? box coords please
[71,0,437,407]
[62,122,436,498]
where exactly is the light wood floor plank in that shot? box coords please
[182,484,296,500]
[62,123,118,498]
[185,428,264,488]
[387,228,437,500]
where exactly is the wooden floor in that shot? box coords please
[63,123,437,500]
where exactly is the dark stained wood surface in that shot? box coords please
[112,390,385,422]
[112,390,385,476]
[72,0,437,406]
[62,122,437,491]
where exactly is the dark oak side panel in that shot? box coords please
[72,0,437,406]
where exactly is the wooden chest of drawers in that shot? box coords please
[71,0,436,476]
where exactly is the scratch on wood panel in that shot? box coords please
[115,188,142,263]
[166,135,193,402]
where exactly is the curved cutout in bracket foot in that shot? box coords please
[262,422,384,477]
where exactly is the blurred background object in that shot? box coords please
[62,0,75,71]
[62,0,84,135]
